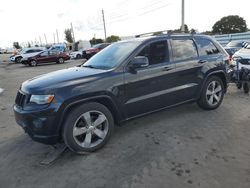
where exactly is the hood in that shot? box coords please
[21,66,108,93]
[233,48,250,58]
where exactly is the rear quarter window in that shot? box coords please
[195,38,219,56]
[171,39,198,61]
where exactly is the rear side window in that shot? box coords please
[195,38,219,56]
[26,50,33,53]
[138,41,169,65]
[171,39,198,61]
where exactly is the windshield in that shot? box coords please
[226,41,243,48]
[19,49,28,54]
[82,41,141,70]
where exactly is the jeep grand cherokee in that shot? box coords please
[14,34,230,153]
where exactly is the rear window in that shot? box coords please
[171,39,198,61]
[195,38,219,56]
[226,41,243,48]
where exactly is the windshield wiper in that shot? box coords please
[82,65,97,69]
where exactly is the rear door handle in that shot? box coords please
[198,60,207,64]
[162,67,173,71]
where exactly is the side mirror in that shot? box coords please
[129,56,149,69]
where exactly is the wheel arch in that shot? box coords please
[57,95,123,137]
[202,70,228,93]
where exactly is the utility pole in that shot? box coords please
[44,33,48,45]
[53,33,56,44]
[181,0,185,33]
[71,22,75,43]
[102,9,107,41]
[56,29,59,43]
[39,36,42,46]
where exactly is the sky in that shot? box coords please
[0,0,250,48]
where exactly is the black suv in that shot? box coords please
[14,34,229,153]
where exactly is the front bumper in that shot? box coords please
[14,105,60,145]
[10,56,16,62]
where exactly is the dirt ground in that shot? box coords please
[0,54,250,188]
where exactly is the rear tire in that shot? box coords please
[197,76,225,110]
[63,102,114,154]
[236,82,242,89]
[58,57,64,64]
[243,83,249,93]
[76,54,81,59]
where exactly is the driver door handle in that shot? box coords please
[198,60,207,64]
[162,67,173,71]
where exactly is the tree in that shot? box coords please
[212,15,248,34]
[201,31,212,35]
[106,35,121,43]
[89,38,104,46]
[64,28,73,43]
[182,24,189,33]
[13,42,21,49]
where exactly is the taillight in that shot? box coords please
[223,54,232,65]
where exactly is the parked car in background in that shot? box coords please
[48,44,66,52]
[70,49,84,59]
[14,34,229,153]
[21,50,70,66]
[0,48,7,54]
[232,43,250,69]
[10,47,45,63]
[224,40,247,58]
[82,43,110,59]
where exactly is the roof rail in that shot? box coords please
[135,30,195,38]
[135,30,170,38]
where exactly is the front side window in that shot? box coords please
[137,41,169,65]
[171,39,198,61]
[40,51,48,57]
[195,38,219,56]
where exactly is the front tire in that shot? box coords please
[30,60,37,67]
[15,57,22,63]
[197,76,225,110]
[63,102,114,154]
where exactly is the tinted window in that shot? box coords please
[195,38,219,56]
[138,41,169,65]
[26,50,33,53]
[50,51,59,55]
[40,51,48,57]
[171,39,198,61]
[83,41,141,69]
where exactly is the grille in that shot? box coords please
[15,91,27,107]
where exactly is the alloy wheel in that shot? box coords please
[59,58,64,63]
[73,111,109,149]
[206,80,222,106]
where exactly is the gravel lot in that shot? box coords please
[0,54,250,188]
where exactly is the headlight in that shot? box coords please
[30,94,54,105]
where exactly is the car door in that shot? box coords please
[36,51,49,63]
[169,37,202,102]
[49,51,59,62]
[123,40,178,118]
